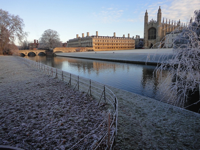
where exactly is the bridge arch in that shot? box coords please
[20,53,26,57]
[18,50,46,56]
[28,52,36,56]
[38,52,46,56]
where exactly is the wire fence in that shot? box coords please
[20,57,118,149]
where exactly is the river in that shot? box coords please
[24,55,170,102]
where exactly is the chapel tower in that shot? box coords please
[144,10,148,48]
[156,6,162,42]
[143,6,183,48]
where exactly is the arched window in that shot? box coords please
[148,28,156,40]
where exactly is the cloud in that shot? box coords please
[127,19,135,22]
[146,0,200,23]
[93,7,124,23]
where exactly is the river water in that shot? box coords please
[24,56,170,102]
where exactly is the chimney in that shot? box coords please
[96,31,98,37]
[76,34,79,38]
[37,40,38,43]
[128,33,130,38]
[87,32,89,37]
[82,33,84,38]
[34,39,36,44]
[123,34,125,38]
[113,32,116,37]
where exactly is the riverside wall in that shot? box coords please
[55,49,174,65]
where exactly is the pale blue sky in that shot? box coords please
[1,0,200,44]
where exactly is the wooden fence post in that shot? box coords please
[69,74,71,85]
[90,79,91,96]
[104,85,106,102]
[62,71,64,81]
[108,112,110,149]
[78,76,79,90]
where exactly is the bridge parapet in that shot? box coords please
[19,50,46,56]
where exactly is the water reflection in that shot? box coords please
[24,56,168,101]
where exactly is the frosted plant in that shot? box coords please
[155,10,200,108]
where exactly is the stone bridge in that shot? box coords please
[19,50,46,56]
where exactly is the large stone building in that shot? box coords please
[144,6,185,48]
[67,31,135,51]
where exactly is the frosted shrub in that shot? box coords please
[155,10,200,109]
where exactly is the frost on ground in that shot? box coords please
[0,56,107,149]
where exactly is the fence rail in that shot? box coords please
[20,57,118,150]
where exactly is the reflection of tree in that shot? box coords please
[66,58,124,75]
[141,67,154,88]
[141,66,165,95]
[93,62,120,73]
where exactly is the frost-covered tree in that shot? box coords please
[155,10,200,108]
[0,9,27,55]
[39,29,62,50]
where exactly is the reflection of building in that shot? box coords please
[67,31,135,51]
[93,62,120,72]
[144,6,185,48]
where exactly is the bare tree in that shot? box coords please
[0,9,27,55]
[39,29,61,50]
[20,40,30,50]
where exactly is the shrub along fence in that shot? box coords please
[20,57,118,149]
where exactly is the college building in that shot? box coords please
[67,31,135,51]
[144,6,186,48]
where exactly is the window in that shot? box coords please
[148,27,156,40]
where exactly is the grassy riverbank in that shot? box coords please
[110,86,200,149]
[0,56,108,149]
[1,56,200,149]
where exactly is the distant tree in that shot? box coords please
[155,10,200,108]
[0,9,27,55]
[20,40,29,50]
[39,29,62,50]
[138,40,144,48]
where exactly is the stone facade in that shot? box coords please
[18,50,46,56]
[67,31,135,51]
[144,6,185,48]
[53,47,93,53]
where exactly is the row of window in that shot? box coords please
[94,46,134,49]
[94,40,134,43]
[94,44,134,46]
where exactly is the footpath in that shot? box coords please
[0,56,200,149]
